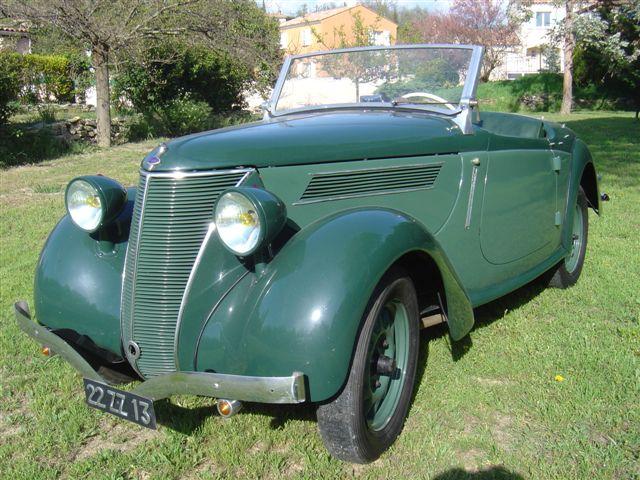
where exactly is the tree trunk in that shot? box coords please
[561,0,574,115]
[93,46,111,148]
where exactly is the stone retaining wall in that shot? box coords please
[44,117,127,144]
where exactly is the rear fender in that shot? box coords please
[193,208,474,402]
[563,139,600,248]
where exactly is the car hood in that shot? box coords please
[146,110,488,171]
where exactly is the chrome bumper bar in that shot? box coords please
[14,301,307,404]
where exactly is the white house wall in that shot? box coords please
[491,1,565,80]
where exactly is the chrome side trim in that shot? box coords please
[465,162,479,229]
[173,169,253,370]
[131,371,307,404]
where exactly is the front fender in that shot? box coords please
[193,208,473,402]
[34,190,134,357]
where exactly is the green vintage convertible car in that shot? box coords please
[15,45,602,463]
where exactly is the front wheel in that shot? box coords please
[317,268,419,463]
[549,187,589,288]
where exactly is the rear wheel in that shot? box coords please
[549,187,589,288]
[317,268,419,463]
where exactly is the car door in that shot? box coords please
[479,138,557,266]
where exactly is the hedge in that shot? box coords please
[21,53,75,103]
[0,53,23,125]
[0,51,84,125]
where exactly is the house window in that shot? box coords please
[280,32,288,49]
[301,28,312,47]
[371,30,391,46]
[536,12,551,27]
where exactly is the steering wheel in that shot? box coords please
[400,92,457,111]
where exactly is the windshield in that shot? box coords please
[273,46,479,114]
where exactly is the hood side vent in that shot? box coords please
[298,163,442,204]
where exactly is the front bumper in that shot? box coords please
[14,301,307,403]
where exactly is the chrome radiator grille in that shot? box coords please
[121,169,248,377]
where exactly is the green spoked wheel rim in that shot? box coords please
[566,202,584,274]
[364,299,410,431]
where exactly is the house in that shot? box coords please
[0,26,31,54]
[278,4,397,55]
[492,0,565,80]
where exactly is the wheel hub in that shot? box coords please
[376,355,397,376]
[364,301,409,431]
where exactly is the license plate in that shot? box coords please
[83,378,156,429]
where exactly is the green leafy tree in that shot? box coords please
[550,1,639,115]
[112,42,253,114]
[574,2,640,116]
[1,0,280,147]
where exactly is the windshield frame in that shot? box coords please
[267,44,484,121]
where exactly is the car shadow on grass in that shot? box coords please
[418,270,551,381]
[156,275,553,435]
[155,395,317,434]
[433,466,524,480]
[154,400,219,434]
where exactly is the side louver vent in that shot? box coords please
[298,163,443,203]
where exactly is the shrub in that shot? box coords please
[0,52,23,126]
[112,43,251,116]
[37,104,57,124]
[22,54,75,103]
[153,97,214,137]
[125,98,213,140]
[505,72,563,112]
[124,100,257,142]
[0,52,82,118]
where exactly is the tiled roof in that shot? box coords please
[280,5,355,27]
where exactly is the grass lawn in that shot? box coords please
[1,111,638,479]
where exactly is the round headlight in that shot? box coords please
[215,191,262,255]
[214,188,287,257]
[65,176,127,232]
[66,179,103,231]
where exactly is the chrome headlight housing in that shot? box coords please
[214,188,287,256]
[65,176,127,232]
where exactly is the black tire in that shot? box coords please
[549,187,589,288]
[316,268,419,463]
